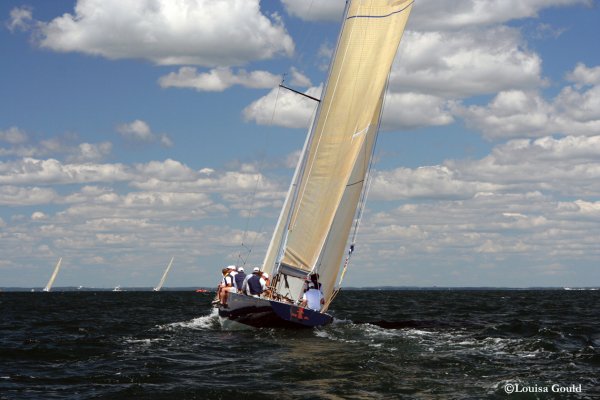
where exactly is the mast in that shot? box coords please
[154,256,174,291]
[43,257,62,292]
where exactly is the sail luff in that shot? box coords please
[262,1,352,276]
[154,256,174,291]
[280,0,414,278]
[43,257,62,292]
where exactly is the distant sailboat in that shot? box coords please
[113,285,122,292]
[153,257,174,291]
[43,257,63,292]
[216,0,414,328]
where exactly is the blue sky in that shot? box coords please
[1,0,600,288]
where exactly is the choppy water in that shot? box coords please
[1,290,598,399]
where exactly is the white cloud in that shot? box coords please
[7,6,32,32]
[158,67,281,92]
[371,165,499,200]
[0,186,58,206]
[0,158,132,185]
[567,63,600,87]
[67,142,113,163]
[382,92,454,130]
[31,211,48,220]
[288,67,312,88]
[116,120,173,147]
[370,134,600,202]
[34,0,294,66]
[390,27,544,99]
[281,0,345,22]
[242,85,321,128]
[0,126,28,144]
[0,129,112,162]
[410,0,591,31]
[455,67,600,139]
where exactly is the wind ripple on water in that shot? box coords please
[1,290,598,399]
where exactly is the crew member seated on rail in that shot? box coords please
[218,266,237,306]
[242,267,267,297]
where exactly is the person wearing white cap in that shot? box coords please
[218,265,238,306]
[234,266,246,292]
[242,267,267,297]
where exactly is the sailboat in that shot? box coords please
[43,257,63,292]
[217,0,413,328]
[153,256,174,291]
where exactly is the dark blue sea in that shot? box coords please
[1,289,598,399]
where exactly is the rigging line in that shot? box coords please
[236,84,283,266]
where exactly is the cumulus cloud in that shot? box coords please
[0,128,112,162]
[33,0,294,66]
[243,85,321,128]
[370,134,600,203]
[246,19,547,132]
[116,120,173,147]
[382,92,454,130]
[0,158,132,185]
[0,186,58,206]
[567,63,600,87]
[455,65,600,139]
[390,27,544,99]
[158,67,281,92]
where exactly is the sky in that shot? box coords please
[1,0,600,289]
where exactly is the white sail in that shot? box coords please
[264,0,413,303]
[43,257,63,292]
[154,256,174,291]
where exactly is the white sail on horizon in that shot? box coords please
[43,257,63,292]
[154,256,174,291]
[263,0,414,306]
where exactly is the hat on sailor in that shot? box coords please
[237,266,244,272]
[262,273,269,278]
[253,267,260,272]
[227,265,236,270]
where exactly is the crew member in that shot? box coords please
[300,282,324,311]
[235,266,246,293]
[242,267,267,297]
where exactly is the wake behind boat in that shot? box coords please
[214,0,413,329]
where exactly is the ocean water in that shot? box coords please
[1,289,598,399]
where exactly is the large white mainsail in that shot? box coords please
[43,257,63,292]
[154,256,174,291]
[263,0,413,305]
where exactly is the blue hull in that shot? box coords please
[217,292,333,329]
